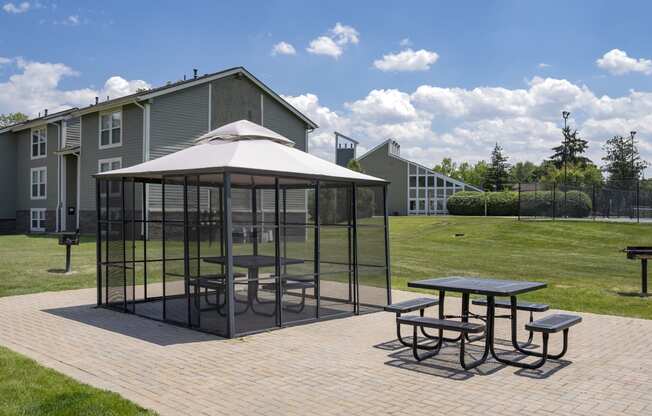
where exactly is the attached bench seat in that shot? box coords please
[397,315,487,368]
[526,314,582,333]
[397,316,485,334]
[384,297,439,314]
[494,313,582,370]
[471,298,549,312]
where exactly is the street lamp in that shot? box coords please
[562,111,570,218]
[562,111,570,183]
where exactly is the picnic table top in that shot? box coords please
[203,255,304,268]
[408,276,546,296]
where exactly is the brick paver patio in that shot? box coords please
[0,288,651,416]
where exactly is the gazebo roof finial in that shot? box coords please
[194,119,295,147]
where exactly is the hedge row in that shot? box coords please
[446,190,592,217]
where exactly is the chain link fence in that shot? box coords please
[514,180,652,222]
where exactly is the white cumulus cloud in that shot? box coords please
[596,49,652,75]
[285,77,652,175]
[271,41,296,56]
[0,58,150,116]
[307,23,359,59]
[374,48,439,72]
[2,1,29,13]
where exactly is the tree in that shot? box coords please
[601,135,648,182]
[346,158,363,173]
[540,162,603,186]
[433,158,459,179]
[509,161,538,183]
[550,126,591,168]
[483,143,510,190]
[0,112,28,128]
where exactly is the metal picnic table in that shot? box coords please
[408,276,549,369]
[203,255,305,312]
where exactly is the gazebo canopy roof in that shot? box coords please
[96,120,386,186]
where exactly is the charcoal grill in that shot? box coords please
[623,246,652,295]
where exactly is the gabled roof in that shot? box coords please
[1,66,318,134]
[0,107,78,134]
[96,120,385,186]
[358,138,483,191]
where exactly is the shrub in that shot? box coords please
[447,189,592,217]
[446,191,485,215]
[485,192,518,216]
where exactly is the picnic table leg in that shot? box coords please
[459,292,489,370]
[487,296,551,369]
[419,290,463,343]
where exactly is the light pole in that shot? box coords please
[562,111,570,184]
[562,111,570,217]
[630,131,637,179]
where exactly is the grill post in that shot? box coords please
[642,258,648,296]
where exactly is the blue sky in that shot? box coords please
[2,0,652,170]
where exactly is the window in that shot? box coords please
[427,176,435,187]
[31,127,47,159]
[99,158,122,196]
[99,109,122,148]
[418,200,425,211]
[30,167,47,200]
[418,176,426,187]
[409,176,416,187]
[98,157,122,173]
[30,208,46,232]
[409,200,416,211]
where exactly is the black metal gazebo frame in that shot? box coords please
[96,170,391,338]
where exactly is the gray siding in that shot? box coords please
[359,143,408,215]
[79,103,144,211]
[65,116,81,147]
[149,84,209,210]
[211,76,308,150]
[211,76,261,129]
[262,93,307,151]
[0,132,17,218]
[151,83,209,160]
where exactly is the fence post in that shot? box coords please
[517,183,521,221]
[552,182,556,221]
[637,179,640,223]
[592,183,596,221]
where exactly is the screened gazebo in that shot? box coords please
[95,120,391,338]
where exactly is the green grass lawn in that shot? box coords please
[1,217,651,318]
[0,346,154,416]
[391,216,652,319]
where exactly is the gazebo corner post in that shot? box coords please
[183,176,191,327]
[223,173,236,338]
[352,182,359,315]
[314,180,321,319]
[162,177,166,320]
[142,181,148,301]
[121,177,127,312]
[274,178,282,326]
[95,178,102,307]
[252,185,258,256]
[383,184,392,306]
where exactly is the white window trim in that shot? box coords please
[30,208,46,232]
[98,157,122,173]
[30,166,47,200]
[30,126,47,160]
[98,108,123,150]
